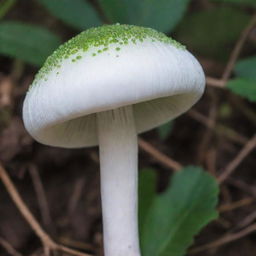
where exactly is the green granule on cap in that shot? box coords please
[33,24,185,85]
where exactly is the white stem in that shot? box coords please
[97,105,140,256]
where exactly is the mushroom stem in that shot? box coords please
[97,105,140,256]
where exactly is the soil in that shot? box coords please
[0,1,256,256]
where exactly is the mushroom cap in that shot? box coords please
[23,24,205,148]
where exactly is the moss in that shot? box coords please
[33,24,185,85]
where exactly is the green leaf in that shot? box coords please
[175,7,250,60]
[0,21,61,66]
[234,56,256,80]
[141,166,219,256]
[37,0,102,30]
[99,0,191,32]
[139,168,157,237]
[99,0,138,25]
[227,78,256,102]
[158,121,174,140]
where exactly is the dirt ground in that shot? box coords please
[0,1,256,256]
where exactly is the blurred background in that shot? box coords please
[0,0,256,255]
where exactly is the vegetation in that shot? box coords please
[0,0,255,256]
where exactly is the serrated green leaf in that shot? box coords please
[175,7,250,60]
[234,56,256,80]
[0,21,61,66]
[139,168,157,238]
[141,166,219,256]
[99,0,191,32]
[158,121,174,140]
[37,0,102,30]
[227,78,256,102]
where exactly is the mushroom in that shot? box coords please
[23,24,205,256]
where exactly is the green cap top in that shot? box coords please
[33,24,185,85]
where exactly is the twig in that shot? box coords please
[0,76,13,107]
[58,245,92,256]
[196,93,217,163]
[205,148,217,176]
[206,77,225,88]
[59,237,94,251]
[138,138,182,171]
[28,164,54,233]
[189,223,256,254]
[216,217,232,229]
[227,178,256,197]
[222,14,256,81]
[68,178,86,216]
[218,135,256,183]
[230,96,256,126]
[236,210,256,229]
[0,164,55,249]
[188,110,248,145]
[218,197,254,213]
[205,14,256,88]
[217,125,248,145]
[0,237,23,256]
[189,110,212,127]
[0,164,92,256]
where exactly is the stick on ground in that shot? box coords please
[0,164,92,256]
[189,223,256,254]
[139,138,183,171]
[218,135,256,183]
[0,236,23,256]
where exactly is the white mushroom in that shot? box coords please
[23,24,205,256]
